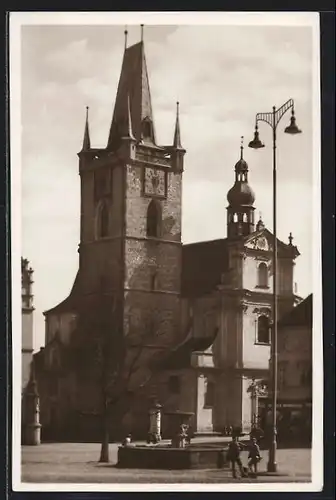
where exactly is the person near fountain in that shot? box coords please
[122,434,133,447]
[247,437,262,476]
[227,435,247,478]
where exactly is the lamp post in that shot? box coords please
[248,98,301,472]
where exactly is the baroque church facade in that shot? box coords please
[34,33,301,441]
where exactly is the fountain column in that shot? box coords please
[23,367,41,445]
[148,403,162,443]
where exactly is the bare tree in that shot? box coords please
[71,294,162,463]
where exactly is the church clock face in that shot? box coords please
[144,167,166,197]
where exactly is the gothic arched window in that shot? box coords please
[258,262,268,288]
[257,315,270,344]
[146,200,161,238]
[98,202,109,239]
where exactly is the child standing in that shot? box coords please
[227,436,246,478]
[248,437,262,476]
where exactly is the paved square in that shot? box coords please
[21,441,312,484]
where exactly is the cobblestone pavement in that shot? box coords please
[21,442,311,484]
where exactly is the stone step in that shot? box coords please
[194,431,222,438]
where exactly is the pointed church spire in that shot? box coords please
[107,35,156,149]
[173,101,183,149]
[141,24,144,42]
[82,106,91,151]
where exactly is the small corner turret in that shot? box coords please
[22,257,34,311]
[171,101,186,172]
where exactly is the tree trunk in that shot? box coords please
[99,399,109,463]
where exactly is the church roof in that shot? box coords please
[107,41,155,148]
[43,271,80,315]
[182,239,230,297]
[151,325,218,371]
[278,293,312,328]
[182,228,300,297]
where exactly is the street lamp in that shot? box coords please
[248,98,301,472]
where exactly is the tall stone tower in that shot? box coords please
[76,35,186,347]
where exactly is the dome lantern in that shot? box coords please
[226,137,256,238]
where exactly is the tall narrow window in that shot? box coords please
[146,200,161,238]
[257,315,270,344]
[204,379,215,408]
[258,262,268,288]
[94,168,112,200]
[150,270,158,290]
[98,202,109,238]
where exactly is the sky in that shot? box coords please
[18,19,317,351]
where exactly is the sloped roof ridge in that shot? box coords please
[43,270,80,315]
[183,237,229,248]
[278,293,312,327]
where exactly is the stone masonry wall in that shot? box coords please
[125,163,182,241]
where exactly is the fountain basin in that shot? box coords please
[117,444,229,469]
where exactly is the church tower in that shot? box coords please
[227,138,255,238]
[77,29,186,345]
[21,257,34,391]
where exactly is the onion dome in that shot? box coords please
[227,182,255,206]
[227,137,255,206]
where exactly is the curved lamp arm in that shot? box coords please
[256,99,294,130]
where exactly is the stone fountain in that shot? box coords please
[164,410,194,448]
[117,407,228,470]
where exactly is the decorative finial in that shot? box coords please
[240,136,244,159]
[141,24,144,42]
[259,211,262,220]
[124,27,128,50]
[256,213,265,231]
[288,232,293,245]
